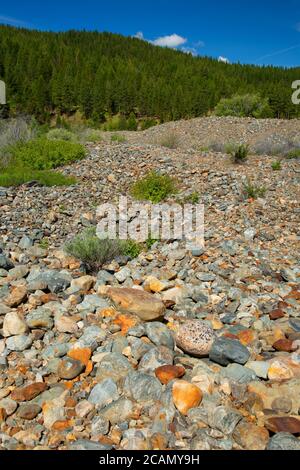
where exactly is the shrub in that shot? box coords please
[272,160,282,171]
[243,179,266,199]
[65,228,141,273]
[214,94,272,118]
[103,115,128,131]
[286,149,300,159]
[131,171,177,203]
[0,165,77,187]
[127,112,138,131]
[252,136,297,156]
[8,139,86,170]
[82,129,102,143]
[47,128,77,142]
[140,118,158,131]
[0,118,36,168]
[226,143,249,163]
[111,134,126,143]
[159,131,180,149]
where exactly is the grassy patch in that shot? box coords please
[0,166,77,188]
[111,134,126,143]
[47,128,78,142]
[159,131,180,149]
[131,171,177,203]
[286,149,300,159]
[65,228,142,273]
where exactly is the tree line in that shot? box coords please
[0,25,299,123]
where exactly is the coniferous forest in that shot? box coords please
[0,25,300,123]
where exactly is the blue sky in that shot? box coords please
[1,0,300,67]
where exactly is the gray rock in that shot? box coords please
[114,267,131,283]
[0,397,18,416]
[209,337,250,366]
[88,379,119,408]
[96,353,132,381]
[267,433,300,451]
[145,322,175,349]
[42,343,71,359]
[6,334,33,351]
[91,416,110,436]
[58,357,85,380]
[26,307,53,330]
[221,364,257,384]
[246,361,269,379]
[289,319,300,333]
[124,371,162,402]
[0,254,14,270]
[127,324,146,338]
[208,406,242,435]
[77,295,109,312]
[30,385,66,406]
[99,398,134,425]
[196,272,216,282]
[8,265,29,280]
[138,346,173,372]
[75,325,107,351]
[128,336,153,362]
[69,439,112,450]
[19,236,33,250]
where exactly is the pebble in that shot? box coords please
[172,380,202,415]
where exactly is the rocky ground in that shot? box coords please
[0,117,300,451]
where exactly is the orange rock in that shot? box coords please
[101,307,117,318]
[52,420,73,431]
[40,293,59,304]
[265,417,300,434]
[172,380,202,415]
[268,360,294,381]
[11,382,48,402]
[5,286,27,308]
[0,408,7,422]
[68,348,92,367]
[273,339,296,352]
[83,360,93,376]
[150,433,168,450]
[65,397,77,408]
[269,309,285,320]
[155,365,186,385]
[238,330,256,346]
[113,314,138,335]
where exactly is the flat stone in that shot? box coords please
[209,337,250,366]
[26,307,53,330]
[88,379,119,408]
[124,371,162,402]
[6,334,33,351]
[221,364,257,384]
[145,322,174,349]
[176,320,215,357]
[267,433,300,450]
[265,417,300,434]
[17,403,41,420]
[57,357,85,380]
[102,287,165,321]
[11,382,48,402]
[3,311,28,337]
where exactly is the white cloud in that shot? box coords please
[151,34,187,48]
[134,31,144,40]
[0,15,28,27]
[181,47,198,56]
[218,56,230,64]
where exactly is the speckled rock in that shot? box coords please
[176,320,215,357]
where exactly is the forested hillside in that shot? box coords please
[0,25,299,122]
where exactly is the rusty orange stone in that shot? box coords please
[265,417,300,434]
[67,348,92,367]
[286,290,300,301]
[0,408,7,422]
[113,314,138,335]
[40,293,59,304]
[269,309,285,320]
[172,380,202,415]
[83,360,93,376]
[52,420,73,431]
[11,382,48,402]
[273,339,296,352]
[65,397,77,408]
[100,307,117,318]
[155,365,186,385]
[238,330,256,346]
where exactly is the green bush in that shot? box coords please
[140,119,158,131]
[47,128,77,142]
[214,94,272,118]
[82,129,102,143]
[286,149,300,159]
[243,179,266,199]
[9,139,86,170]
[0,166,77,187]
[131,171,177,203]
[111,134,126,143]
[65,228,141,273]
[226,143,249,163]
[272,160,282,171]
[159,131,180,149]
[127,112,138,131]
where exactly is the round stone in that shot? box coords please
[57,357,85,380]
[176,320,215,357]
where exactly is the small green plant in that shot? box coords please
[243,179,266,199]
[39,238,49,249]
[131,171,178,203]
[286,149,300,159]
[185,191,200,204]
[145,237,158,250]
[159,132,180,149]
[111,134,126,143]
[83,130,102,143]
[47,128,77,142]
[226,143,249,163]
[65,228,141,273]
[272,160,282,171]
